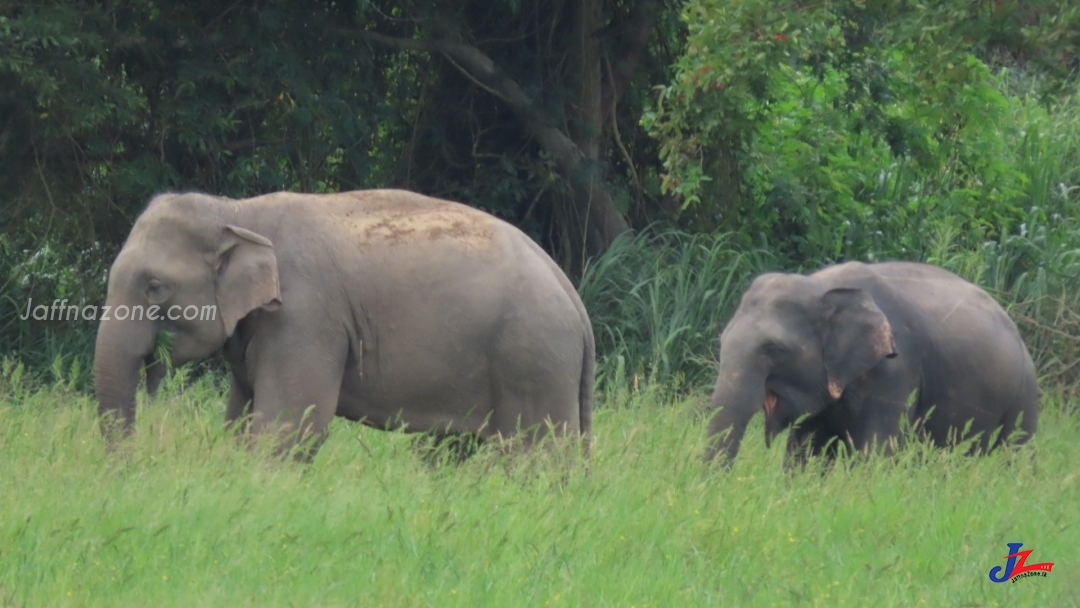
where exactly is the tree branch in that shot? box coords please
[434,47,513,104]
[357,30,431,52]
[359,29,582,174]
[223,138,287,151]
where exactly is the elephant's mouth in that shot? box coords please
[763,389,781,448]
[763,389,778,418]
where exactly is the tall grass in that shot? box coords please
[1,364,1077,607]
[923,215,1080,387]
[579,229,780,393]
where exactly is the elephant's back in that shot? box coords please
[814,260,971,288]
[866,262,1019,335]
[243,187,584,341]
[818,261,1013,332]
[251,189,513,253]
[864,262,1038,426]
[821,260,1034,371]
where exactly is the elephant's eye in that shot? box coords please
[762,341,789,360]
[145,279,171,303]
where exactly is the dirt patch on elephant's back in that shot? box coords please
[338,196,498,249]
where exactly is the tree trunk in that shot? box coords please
[359,20,634,273]
[556,0,632,273]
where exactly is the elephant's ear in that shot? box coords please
[821,287,897,400]
[215,225,282,336]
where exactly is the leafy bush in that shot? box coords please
[0,230,106,386]
[643,0,1080,262]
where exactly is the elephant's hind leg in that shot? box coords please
[989,404,1037,452]
[486,357,581,449]
[484,296,585,450]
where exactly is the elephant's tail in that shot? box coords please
[579,313,596,453]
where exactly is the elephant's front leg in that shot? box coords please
[846,381,914,456]
[224,373,253,432]
[784,431,814,470]
[247,322,349,459]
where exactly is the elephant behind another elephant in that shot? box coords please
[705,261,1039,466]
[93,189,594,456]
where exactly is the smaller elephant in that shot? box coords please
[705,261,1039,466]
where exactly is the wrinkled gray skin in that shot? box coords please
[94,189,594,454]
[705,261,1038,466]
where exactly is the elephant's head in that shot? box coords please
[94,194,281,435]
[704,273,897,465]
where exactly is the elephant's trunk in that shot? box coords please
[704,365,767,466]
[93,315,156,438]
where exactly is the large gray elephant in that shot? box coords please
[94,189,594,454]
[705,261,1038,466]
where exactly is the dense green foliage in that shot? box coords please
[0,0,675,250]
[2,370,1078,606]
[646,0,1080,260]
[5,0,1080,384]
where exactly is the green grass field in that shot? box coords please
[2,369,1077,607]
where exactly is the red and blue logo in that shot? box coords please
[988,543,1055,583]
